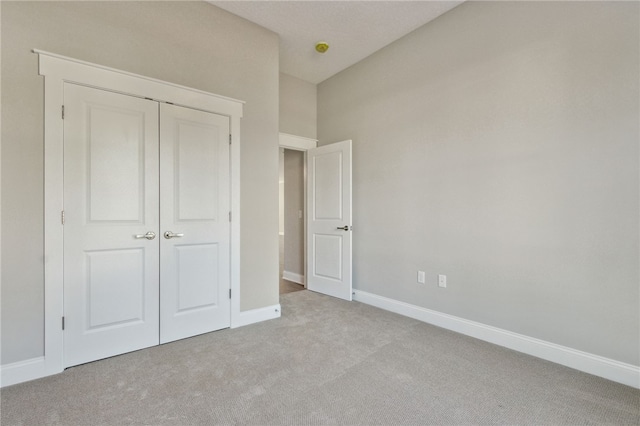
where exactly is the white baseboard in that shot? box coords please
[1,356,47,388]
[232,303,281,328]
[353,290,640,389]
[282,270,305,285]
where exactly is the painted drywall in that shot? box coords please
[279,73,317,139]
[283,149,305,277]
[1,1,279,365]
[318,1,639,365]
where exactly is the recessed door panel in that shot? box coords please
[86,249,145,329]
[313,151,343,220]
[313,234,343,281]
[160,103,230,344]
[175,244,219,312]
[87,106,145,222]
[175,121,220,221]
[63,83,160,368]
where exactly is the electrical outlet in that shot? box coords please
[417,270,426,284]
[438,274,447,288]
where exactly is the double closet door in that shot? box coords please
[63,83,231,367]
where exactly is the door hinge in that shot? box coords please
[61,105,65,119]
[61,210,65,225]
[229,134,232,145]
[62,316,65,330]
[229,211,231,222]
[229,289,231,299]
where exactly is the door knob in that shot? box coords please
[336,226,350,231]
[134,231,156,240]
[164,231,184,239]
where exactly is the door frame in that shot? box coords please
[278,133,317,287]
[37,50,244,377]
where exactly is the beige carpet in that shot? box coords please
[1,290,638,425]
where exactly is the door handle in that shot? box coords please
[164,231,184,239]
[336,226,351,231]
[134,231,156,240]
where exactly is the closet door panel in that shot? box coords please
[63,83,160,367]
[159,103,231,344]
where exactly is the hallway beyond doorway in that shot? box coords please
[280,235,304,295]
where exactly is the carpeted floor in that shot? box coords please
[1,290,638,425]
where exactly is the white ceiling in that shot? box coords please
[209,1,464,84]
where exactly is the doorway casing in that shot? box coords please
[278,133,318,287]
[36,50,243,383]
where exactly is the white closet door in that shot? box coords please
[63,83,160,367]
[159,103,231,344]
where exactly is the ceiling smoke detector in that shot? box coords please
[315,42,329,54]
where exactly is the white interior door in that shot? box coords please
[306,140,352,301]
[63,83,160,367]
[64,84,232,366]
[159,103,231,344]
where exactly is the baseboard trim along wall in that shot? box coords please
[1,356,47,388]
[282,271,305,285]
[353,289,640,389]
[232,303,282,328]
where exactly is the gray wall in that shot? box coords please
[279,73,317,139]
[283,150,305,277]
[1,1,279,365]
[318,1,639,365]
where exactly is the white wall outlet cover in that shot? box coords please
[438,274,447,288]
[417,271,426,284]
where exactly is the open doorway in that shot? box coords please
[278,134,353,299]
[279,148,305,294]
[278,133,318,295]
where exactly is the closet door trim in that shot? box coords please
[37,49,243,379]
